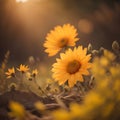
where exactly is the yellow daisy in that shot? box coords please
[52,46,91,87]
[31,69,38,77]
[5,67,15,79]
[17,64,29,73]
[9,101,26,119]
[43,24,79,56]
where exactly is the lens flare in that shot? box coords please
[16,0,28,3]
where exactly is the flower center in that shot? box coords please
[11,73,15,77]
[67,60,81,74]
[59,38,68,48]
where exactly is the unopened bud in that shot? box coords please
[87,43,92,53]
[92,50,99,56]
[99,47,104,55]
[8,83,18,91]
[112,41,119,52]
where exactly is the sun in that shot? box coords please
[16,0,28,3]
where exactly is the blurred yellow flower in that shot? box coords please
[9,101,26,119]
[104,49,115,61]
[100,57,109,67]
[110,64,120,77]
[5,67,15,79]
[32,69,38,77]
[43,24,79,56]
[52,46,91,87]
[85,92,104,107]
[52,109,70,120]
[102,103,114,117]
[17,64,29,73]
[92,57,106,76]
[70,103,83,117]
[34,101,46,111]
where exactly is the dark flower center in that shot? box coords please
[11,73,15,77]
[59,38,68,48]
[67,60,81,74]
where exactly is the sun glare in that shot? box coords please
[16,0,28,3]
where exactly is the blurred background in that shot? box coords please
[0,0,120,64]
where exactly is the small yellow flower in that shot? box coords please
[110,64,120,77]
[17,64,29,73]
[104,49,116,61]
[44,24,79,56]
[52,46,91,87]
[5,67,15,79]
[100,57,109,67]
[70,103,82,117]
[32,69,38,77]
[34,101,46,111]
[52,109,70,120]
[9,101,26,119]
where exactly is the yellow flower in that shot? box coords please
[32,69,38,77]
[52,46,91,87]
[110,64,120,77]
[43,24,79,56]
[102,103,114,117]
[52,109,70,120]
[17,64,29,73]
[34,101,46,111]
[85,92,104,107]
[5,67,15,79]
[70,103,83,117]
[9,101,26,119]
[104,49,116,61]
[100,57,109,67]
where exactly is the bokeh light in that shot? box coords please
[16,0,28,3]
[78,19,93,34]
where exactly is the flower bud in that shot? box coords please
[87,43,92,53]
[92,50,99,56]
[112,41,119,52]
